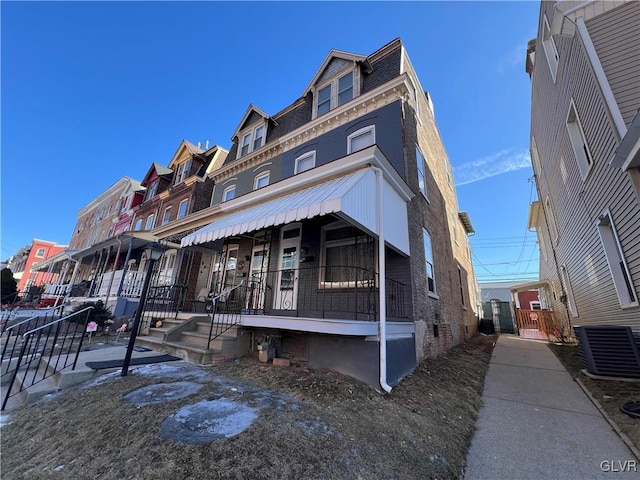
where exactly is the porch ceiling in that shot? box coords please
[181,163,411,254]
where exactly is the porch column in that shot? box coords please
[116,240,135,296]
[104,238,124,306]
[68,261,81,294]
[88,250,103,297]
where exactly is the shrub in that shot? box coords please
[68,300,113,328]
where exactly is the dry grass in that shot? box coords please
[1,334,497,480]
[548,343,640,450]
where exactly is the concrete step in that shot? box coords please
[163,340,234,365]
[194,320,240,336]
[147,327,169,339]
[179,331,237,350]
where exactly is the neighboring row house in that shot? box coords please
[525,1,640,339]
[6,239,67,295]
[153,38,480,388]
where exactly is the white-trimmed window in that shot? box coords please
[315,70,355,118]
[320,222,375,287]
[254,171,270,190]
[416,145,427,199]
[162,207,171,226]
[423,228,436,294]
[134,219,143,231]
[347,125,375,153]
[177,199,189,219]
[35,248,46,258]
[542,14,559,81]
[566,100,593,180]
[175,159,192,184]
[561,265,578,317]
[545,196,559,243]
[145,213,155,230]
[238,123,266,159]
[295,151,316,174]
[597,211,638,308]
[146,180,158,200]
[222,185,236,202]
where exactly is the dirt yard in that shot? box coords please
[1,334,496,480]
[548,343,640,451]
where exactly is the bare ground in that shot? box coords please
[547,343,640,450]
[1,334,497,480]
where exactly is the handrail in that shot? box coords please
[1,306,93,411]
[22,306,93,337]
[211,281,245,303]
[5,305,66,334]
[206,281,245,350]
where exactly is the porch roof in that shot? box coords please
[181,149,412,254]
[31,249,79,272]
[509,279,550,292]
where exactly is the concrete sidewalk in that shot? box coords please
[465,335,638,480]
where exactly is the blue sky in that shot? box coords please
[1,1,541,283]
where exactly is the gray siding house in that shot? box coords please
[526,0,640,337]
[152,39,480,390]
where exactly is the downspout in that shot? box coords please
[373,166,392,393]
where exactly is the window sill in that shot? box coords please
[427,292,439,300]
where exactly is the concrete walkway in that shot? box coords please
[465,335,638,480]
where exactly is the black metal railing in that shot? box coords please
[1,306,93,411]
[140,283,188,331]
[206,266,407,321]
[206,282,246,350]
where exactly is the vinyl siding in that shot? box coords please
[531,1,640,333]
[586,1,640,127]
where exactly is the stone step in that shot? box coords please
[179,331,236,350]
[194,320,240,336]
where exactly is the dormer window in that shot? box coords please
[175,159,192,184]
[238,123,266,159]
[146,180,158,200]
[315,70,355,118]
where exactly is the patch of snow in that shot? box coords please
[122,382,203,406]
[159,397,258,444]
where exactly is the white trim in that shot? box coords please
[253,171,270,190]
[213,75,409,183]
[545,196,559,243]
[576,17,627,140]
[237,122,267,159]
[347,125,375,154]
[542,14,559,83]
[596,209,638,308]
[177,199,189,219]
[561,264,579,317]
[566,99,594,180]
[253,162,273,173]
[239,314,414,337]
[161,206,172,226]
[294,150,316,174]
[222,185,236,202]
[222,177,238,186]
[312,67,358,120]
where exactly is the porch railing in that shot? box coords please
[206,282,246,350]
[515,309,556,335]
[139,284,188,331]
[1,306,93,411]
[207,265,407,321]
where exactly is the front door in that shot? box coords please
[211,244,239,294]
[246,244,269,311]
[274,225,301,310]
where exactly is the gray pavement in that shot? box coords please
[465,335,639,480]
